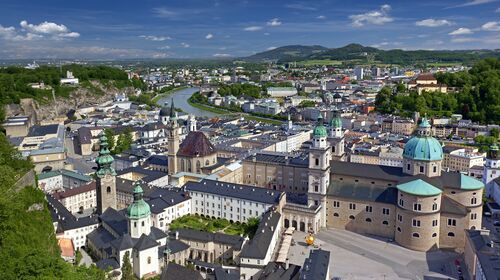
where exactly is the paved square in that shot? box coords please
[288,229,461,279]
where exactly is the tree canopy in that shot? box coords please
[375,58,500,124]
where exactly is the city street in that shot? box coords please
[288,229,461,280]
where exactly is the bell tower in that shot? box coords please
[167,100,179,175]
[95,134,117,215]
[328,110,345,161]
[308,115,330,228]
[484,145,500,197]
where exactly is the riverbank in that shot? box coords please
[152,86,189,103]
[187,94,283,124]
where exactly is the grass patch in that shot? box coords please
[186,99,228,114]
[169,214,258,237]
[297,59,342,66]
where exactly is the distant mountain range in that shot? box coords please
[244,43,500,65]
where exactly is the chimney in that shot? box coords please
[261,229,265,233]
[285,258,289,269]
[175,231,179,240]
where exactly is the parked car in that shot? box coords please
[493,221,500,227]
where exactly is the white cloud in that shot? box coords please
[264,32,270,36]
[317,15,326,20]
[496,7,500,12]
[449,27,473,35]
[152,7,178,18]
[205,33,213,39]
[267,46,277,50]
[451,37,476,43]
[0,21,79,41]
[19,20,80,39]
[449,0,498,8]
[244,26,263,31]
[482,21,500,31]
[213,53,232,57]
[181,42,190,48]
[349,4,393,27]
[139,35,171,41]
[267,18,282,26]
[158,46,170,50]
[415,19,453,27]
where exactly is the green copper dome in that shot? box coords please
[397,179,442,196]
[403,118,443,161]
[95,134,117,178]
[330,115,342,128]
[313,115,327,138]
[127,182,150,219]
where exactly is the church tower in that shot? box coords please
[328,110,345,161]
[95,134,117,215]
[308,115,330,228]
[187,115,197,132]
[127,181,151,238]
[484,145,500,197]
[167,100,180,175]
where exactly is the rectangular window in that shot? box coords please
[412,219,421,227]
[397,214,403,222]
[413,203,422,211]
[471,213,477,220]
[447,218,457,226]
[399,199,404,207]
[432,220,438,227]
[333,201,340,208]
[365,205,372,213]
[382,208,390,215]
[419,166,424,173]
[349,203,356,210]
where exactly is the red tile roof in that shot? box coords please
[177,131,216,157]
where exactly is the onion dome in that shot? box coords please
[127,182,151,219]
[313,115,327,138]
[403,118,443,161]
[330,111,342,128]
[95,134,117,178]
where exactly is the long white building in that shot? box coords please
[184,179,286,223]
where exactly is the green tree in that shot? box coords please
[491,128,500,139]
[396,83,406,93]
[104,128,115,152]
[298,100,316,108]
[121,251,135,280]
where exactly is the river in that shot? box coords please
[155,87,219,118]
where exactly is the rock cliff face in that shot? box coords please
[4,81,136,122]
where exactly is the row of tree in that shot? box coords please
[104,128,134,155]
[375,58,500,124]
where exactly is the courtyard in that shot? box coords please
[288,228,462,280]
[169,214,259,237]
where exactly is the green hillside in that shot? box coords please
[0,133,106,280]
[245,43,500,65]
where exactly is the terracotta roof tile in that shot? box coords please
[177,131,216,157]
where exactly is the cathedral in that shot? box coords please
[242,116,485,252]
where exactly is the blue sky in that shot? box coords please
[0,0,499,59]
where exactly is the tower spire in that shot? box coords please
[170,98,175,118]
[95,134,116,178]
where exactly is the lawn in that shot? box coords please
[297,59,342,66]
[169,214,259,237]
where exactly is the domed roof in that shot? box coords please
[403,119,443,161]
[127,183,150,219]
[313,115,327,138]
[330,115,342,128]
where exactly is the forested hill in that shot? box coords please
[0,132,107,279]
[244,43,500,65]
[375,58,500,124]
[0,65,145,121]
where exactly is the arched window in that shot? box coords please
[448,232,455,237]
[382,220,389,225]
[106,186,111,193]
[180,159,185,171]
[333,213,339,217]
[196,160,201,173]
[432,233,437,237]
[471,226,476,230]
[205,160,210,166]
[147,257,151,264]
[397,227,401,232]
[412,233,420,238]
[349,215,355,220]
[315,158,319,166]
[365,218,372,222]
